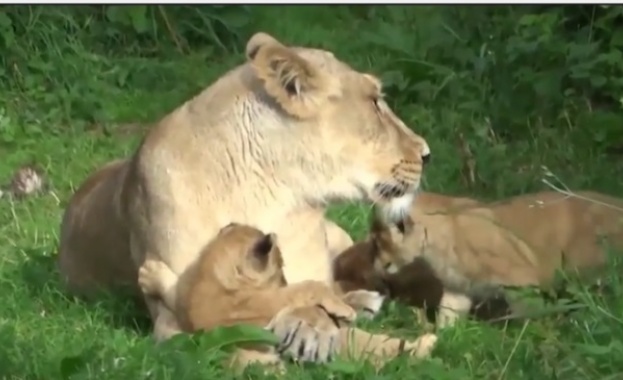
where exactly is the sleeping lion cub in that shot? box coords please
[372,190,623,328]
[138,223,438,370]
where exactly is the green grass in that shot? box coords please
[1,5,623,380]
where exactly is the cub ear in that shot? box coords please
[250,232,277,259]
[245,32,339,119]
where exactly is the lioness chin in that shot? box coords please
[59,31,432,360]
[372,190,623,328]
[138,223,437,370]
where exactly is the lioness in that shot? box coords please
[58,30,431,361]
[372,190,623,328]
[138,222,438,369]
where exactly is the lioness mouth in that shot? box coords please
[375,183,407,199]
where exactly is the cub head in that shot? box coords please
[369,212,423,275]
[209,222,287,291]
[244,32,431,223]
[332,241,391,295]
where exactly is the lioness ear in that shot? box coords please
[251,232,277,259]
[246,32,339,119]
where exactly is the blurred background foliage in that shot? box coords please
[0,5,622,196]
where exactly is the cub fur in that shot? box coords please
[138,223,438,369]
[59,31,432,357]
[372,190,623,327]
[332,227,512,327]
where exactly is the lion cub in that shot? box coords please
[332,230,512,327]
[139,223,437,369]
[372,190,623,328]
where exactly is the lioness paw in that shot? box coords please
[317,297,358,325]
[404,333,438,358]
[138,259,168,296]
[266,306,342,363]
[342,290,385,319]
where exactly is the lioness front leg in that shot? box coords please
[437,291,472,328]
[340,327,437,366]
[267,304,355,363]
[268,305,437,366]
[138,259,179,311]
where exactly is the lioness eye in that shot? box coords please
[371,97,381,110]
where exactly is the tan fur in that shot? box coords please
[57,159,138,297]
[373,190,623,327]
[138,223,437,370]
[58,31,432,356]
[325,220,354,258]
[332,237,512,328]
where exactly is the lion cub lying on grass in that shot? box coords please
[332,221,512,327]
[372,190,623,328]
[138,223,437,370]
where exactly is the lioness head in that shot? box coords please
[243,32,431,222]
[369,213,421,275]
[209,222,287,291]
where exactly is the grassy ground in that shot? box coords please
[1,5,623,380]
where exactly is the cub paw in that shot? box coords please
[404,333,438,358]
[138,259,167,296]
[436,306,461,329]
[342,290,385,319]
[266,305,345,363]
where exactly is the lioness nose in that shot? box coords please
[422,153,431,165]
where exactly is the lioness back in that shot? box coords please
[57,159,138,297]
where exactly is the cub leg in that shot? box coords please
[437,291,472,328]
[339,289,385,319]
[325,220,354,259]
[153,303,183,341]
[138,259,179,310]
